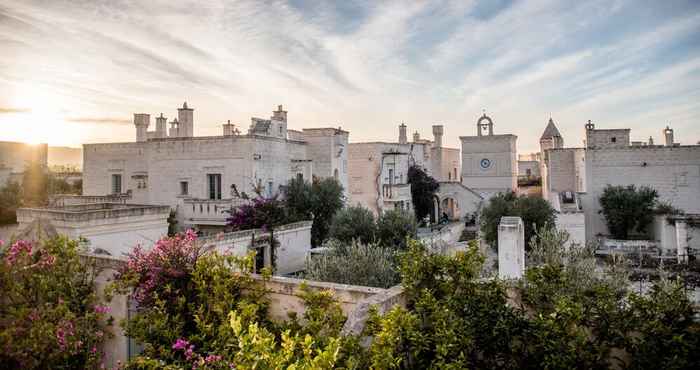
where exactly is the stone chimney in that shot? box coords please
[134,113,150,142]
[398,123,407,144]
[155,113,167,138]
[169,118,179,137]
[272,105,287,122]
[432,125,444,148]
[223,120,235,136]
[663,126,674,147]
[177,102,194,138]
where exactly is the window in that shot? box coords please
[267,181,273,197]
[334,168,339,181]
[388,169,394,185]
[180,181,189,195]
[526,169,532,177]
[111,174,122,194]
[296,173,303,182]
[207,174,222,200]
[611,137,617,143]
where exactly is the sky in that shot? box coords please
[0,0,699,152]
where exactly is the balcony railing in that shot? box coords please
[382,183,411,201]
[182,198,248,226]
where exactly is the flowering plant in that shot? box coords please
[225,195,288,232]
[114,232,362,369]
[0,236,111,369]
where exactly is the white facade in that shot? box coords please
[83,103,348,231]
[347,124,464,217]
[582,142,700,241]
[460,114,517,199]
[15,203,170,256]
[200,221,312,275]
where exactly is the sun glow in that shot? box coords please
[5,86,84,146]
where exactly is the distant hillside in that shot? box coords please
[48,146,83,170]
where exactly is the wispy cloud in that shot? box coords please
[0,0,698,149]
[0,107,30,114]
[65,117,131,125]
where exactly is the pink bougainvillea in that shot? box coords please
[117,229,202,306]
[0,237,109,369]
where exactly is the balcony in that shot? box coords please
[182,198,248,226]
[382,183,411,201]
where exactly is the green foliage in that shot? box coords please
[0,237,110,369]
[0,180,22,224]
[480,191,556,249]
[599,185,659,239]
[282,177,345,247]
[309,177,345,247]
[367,240,529,369]
[376,209,417,251]
[304,239,401,288]
[365,237,700,369]
[328,205,376,244]
[626,278,700,369]
[407,165,439,222]
[115,232,362,369]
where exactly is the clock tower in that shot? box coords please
[460,113,517,199]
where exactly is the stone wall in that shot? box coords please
[556,212,586,247]
[544,148,585,200]
[301,128,349,197]
[200,221,313,275]
[583,145,700,241]
[460,134,517,198]
[16,203,170,256]
[586,128,630,149]
[89,253,405,368]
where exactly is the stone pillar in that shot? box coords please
[433,197,439,223]
[664,126,674,147]
[498,216,525,279]
[676,219,689,263]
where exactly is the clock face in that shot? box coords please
[480,158,492,170]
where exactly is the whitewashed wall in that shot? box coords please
[583,145,700,241]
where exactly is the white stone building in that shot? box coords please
[83,103,348,232]
[460,114,518,199]
[348,123,481,221]
[581,122,700,243]
[15,202,170,256]
[539,118,700,250]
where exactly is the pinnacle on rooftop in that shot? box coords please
[540,117,562,140]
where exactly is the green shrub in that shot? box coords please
[304,239,400,288]
[376,209,417,250]
[599,184,658,239]
[480,191,556,249]
[113,232,363,369]
[329,205,376,244]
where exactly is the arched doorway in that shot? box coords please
[440,197,459,221]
